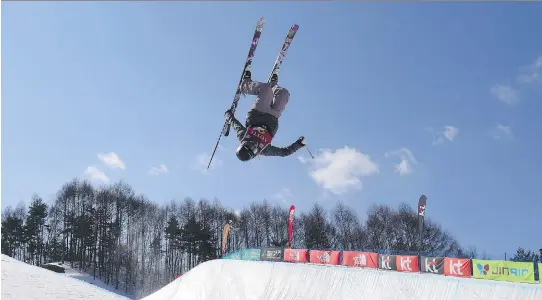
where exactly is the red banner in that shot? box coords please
[284,248,309,263]
[444,258,472,277]
[342,251,378,268]
[396,255,419,272]
[288,205,295,248]
[309,250,340,265]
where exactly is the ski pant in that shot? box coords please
[239,79,290,120]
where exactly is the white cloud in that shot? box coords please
[194,152,223,173]
[272,188,293,204]
[428,126,460,145]
[444,126,459,141]
[385,148,418,176]
[148,164,169,176]
[300,146,379,195]
[490,124,513,140]
[98,152,126,170]
[84,166,109,184]
[517,55,542,84]
[490,84,520,105]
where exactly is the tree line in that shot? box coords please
[0,177,508,299]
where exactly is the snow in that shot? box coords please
[1,254,131,300]
[143,259,542,300]
[41,261,132,299]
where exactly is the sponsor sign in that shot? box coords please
[396,255,419,272]
[472,259,535,283]
[421,256,444,275]
[378,255,398,271]
[260,247,284,262]
[283,248,309,263]
[222,248,262,261]
[309,250,340,265]
[444,258,472,277]
[342,251,378,269]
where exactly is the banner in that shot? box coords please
[221,222,231,255]
[222,249,262,261]
[309,250,340,265]
[379,255,397,271]
[444,258,471,277]
[418,195,427,250]
[421,256,444,275]
[539,264,542,284]
[288,205,295,248]
[472,259,535,283]
[342,251,378,269]
[284,248,309,263]
[260,247,284,262]
[396,255,419,272]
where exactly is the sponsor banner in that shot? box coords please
[396,255,419,272]
[309,250,340,265]
[472,259,535,283]
[444,258,472,277]
[378,254,397,271]
[260,247,284,262]
[342,251,378,269]
[222,248,262,261]
[421,256,444,275]
[284,248,309,263]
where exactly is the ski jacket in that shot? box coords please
[229,114,303,157]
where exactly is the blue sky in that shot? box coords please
[2,2,542,258]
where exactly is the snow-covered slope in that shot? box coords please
[42,261,132,299]
[1,254,130,300]
[143,259,542,300]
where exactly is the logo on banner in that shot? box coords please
[318,252,331,264]
[450,259,464,275]
[476,263,529,277]
[353,254,367,266]
[400,256,412,271]
[425,258,439,273]
[419,205,426,217]
[290,250,300,261]
[381,255,392,269]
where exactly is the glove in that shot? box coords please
[297,136,306,146]
[224,109,234,122]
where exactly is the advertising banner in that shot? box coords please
[260,247,284,262]
[222,248,262,261]
[309,250,340,265]
[284,248,309,263]
[444,258,472,278]
[421,256,444,275]
[472,259,535,283]
[396,255,419,272]
[378,255,397,271]
[342,251,378,269]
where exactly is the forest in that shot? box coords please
[1,178,492,298]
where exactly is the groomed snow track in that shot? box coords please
[143,259,542,300]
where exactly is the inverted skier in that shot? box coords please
[225,71,306,162]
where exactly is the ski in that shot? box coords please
[267,24,299,84]
[207,17,266,169]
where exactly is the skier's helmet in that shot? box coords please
[235,141,258,162]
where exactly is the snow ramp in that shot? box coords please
[1,254,129,300]
[143,259,542,300]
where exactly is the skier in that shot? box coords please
[225,71,306,162]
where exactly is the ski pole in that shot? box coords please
[305,145,315,159]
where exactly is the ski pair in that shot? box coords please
[207,18,299,169]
